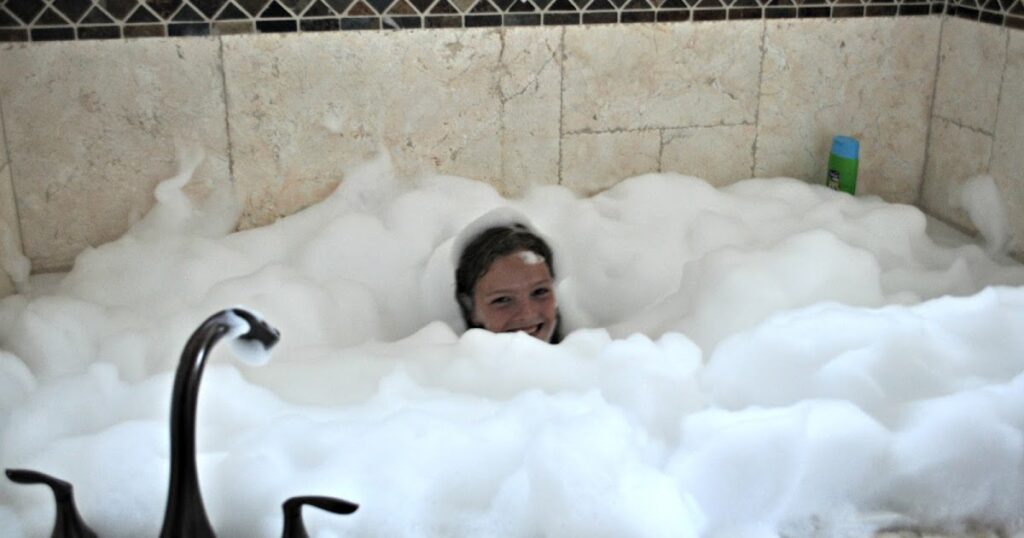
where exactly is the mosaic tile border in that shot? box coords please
[0,0,1019,41]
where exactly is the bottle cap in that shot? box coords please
[831,136,859,160]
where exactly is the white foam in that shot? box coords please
[959,174,1011,255]
[1,152,1024,537]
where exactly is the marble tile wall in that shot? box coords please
[0,15,1017,280]
[0,113,19,296]
[920,16,1023,255]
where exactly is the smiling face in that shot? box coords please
[470,250,557,342]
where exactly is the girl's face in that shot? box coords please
[471,250,557,342]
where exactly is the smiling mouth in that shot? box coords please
[507,323,543,337]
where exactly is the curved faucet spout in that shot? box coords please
[5,469,98,538]
[159,308,280,538]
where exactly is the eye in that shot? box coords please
[490,296,512,306]
[531,287,550,298]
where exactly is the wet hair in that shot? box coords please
[455,223,562,343]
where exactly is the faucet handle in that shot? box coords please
[281,495,359,538]
[6,468,98,538]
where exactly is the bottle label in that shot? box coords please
[827,169,840,190]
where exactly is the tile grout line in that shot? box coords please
[751,18,767,178]
[557,25,565,186]
[0,97,28,268]
[987,27,1011,173]
[498,28,507,188]
[217,36,238,212]
[916,14,946,208]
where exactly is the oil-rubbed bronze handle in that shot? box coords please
[281,495,360,538]
[5,468,98,538]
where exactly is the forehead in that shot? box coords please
[476,251,552,293]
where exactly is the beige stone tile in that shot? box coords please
[224,28,562,228]
[0,39,230,272]
[756,18,940,204]
[0,163,18,297]
[562,21,762,133]
[919,117,993,232]
[561,130,661,194]
[990,31,1024,257]
[497,27,562,197]
[933,16,1008,133]
[662,124,757,187]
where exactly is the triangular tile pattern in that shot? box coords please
[366,0,395,13]
[192,0,227,17]
[507,0,538,11]
[149,0,186,18]
[172,3,206,20]
[469,0,499,12]
[236,0,270,15]
[346,0,376,14]
[1011,0,1024,13]
[104,0,140,19]
[303,0,334,15]
[387,0,418,13]
[35,6,71,24]
[547,0,577,10]
[282,0,316,15]
[4,0,45,24]
[127,4,162,21]
[51,0,91,22]
[408,0,435,11]
[585,0,615,10]
[430,0,459,13]
[81,5,116,23]
[0,8,19,25]
[260,0,293,16]
[659,0,688,8]
[622,0,651,9]
[216,1,250,17]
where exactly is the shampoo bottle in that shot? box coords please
[826,135,859,195]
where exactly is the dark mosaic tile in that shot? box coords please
[281,0,315,14]
[621,8,655,18]
[507,0,538,11]
[0,8,19,25]
[692,6,727,17]
[586,0,616,9]
[236,0,268,14]
[1012,0,1024,13]
[581,9,615,20]
[979,10,1003,22]
[172,3,205,19]
[82,6,116,23]
[865,3,897,14]
[430,0,460,13]
[366,0,394,13]
[340,14,378,26]
[324,0,353,11]
[547,0,578,10]
[622,0,653,8]
[300,15,340,27]
[127,3,161,21]
[469,0,498,10]
[123,22,165,35]
[424,13,461,23]
[103,0,138,19]
[213,18,252,30]
[899,2,930,13]
[347,0,376,14]
[5,0,45,24]
[384,13,422,25]
[832,4,864,14]
[798,4,829,14]
[796,0,828,5]
[31,26,75,39]
[260,0,293,15]
[691,0,720,6]
[387,0,417,13]
[193,0,227,17]
[36,7,71,24]
[256,17,296,29]
[464,11,500,22]
[0,28,29,39]
[408,0,434,11]
[731,0,759,6]
[656,8,690,19]
[1006,14,1024,27]
[504,11,540,21]
[303,0,333,14]
[660,0,687,9]
[543,10,577,21]
[728,5,762,15]
[52,0,91,22]
[607,0,628,7]
[169,20,210,33]
[930,3,943,13]
[147,0,185,18]
[763,5,796,15]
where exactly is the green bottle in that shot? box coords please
[825,135,859,195]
